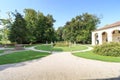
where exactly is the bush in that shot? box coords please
[54,41,69,47]
[93,42,120,57]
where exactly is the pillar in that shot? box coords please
[98,32,102,45]
[107,31,112,42]
[92,32,95,45]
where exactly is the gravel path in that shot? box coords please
[0,51,120,80]
[0,46,120,80]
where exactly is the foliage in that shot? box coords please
[0,50,50,65]
[57,13,100,43]
[73,50,120,62]
[0,34,2,40]
[41,14,56,43]
[9,11,27,44]
[56,27,64,41]
[24,9,56,43]
[8,9,56,44]
[24,9,37,43]
[3,9,100,44]
[0,19,11,26]
[0,19,11,44]
[93,42,120,57]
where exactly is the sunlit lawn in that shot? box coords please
[73,50,120,62]
[0,50,50,65]
[35,44,88,52]
[35,44,52,51]
[0,50,4,54]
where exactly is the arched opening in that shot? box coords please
[112,30,120,42]
[102,32,107,43]
[94,33,99,45]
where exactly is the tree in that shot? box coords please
[1,9,57,44]
[44,14,56,42]
[0,18,12,45]
[34,12,45,43]
[61,13,100,43]
[24,9,37,44]
[56,27,64,41]
[9,11,27,44]
[24,9,56,43]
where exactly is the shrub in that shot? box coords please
[54,41,69,47]
[93,42,120,57]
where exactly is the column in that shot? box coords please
[107,31,112,42]
[92,32,95,45]
[98,32,102,45]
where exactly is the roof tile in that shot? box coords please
[94,21,120,31]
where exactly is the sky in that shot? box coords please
[0,0,120,29]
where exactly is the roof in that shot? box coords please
[94,21,120,31]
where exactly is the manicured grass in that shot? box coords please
[4,44,39,48]
[73,50,120,62]
[35,44,88,51]
[0,50,50,65]
[35,44,52,51]
[53,45,88,51]
[0,50,4,54]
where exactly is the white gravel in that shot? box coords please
[0,52,120,80]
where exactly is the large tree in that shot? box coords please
[24,9,56,43]
[34,12,45,43]
[43,14,56,42]
[9,11,27,44]
[61,13,100,43]
[56,27,64,41]
[24,9,37,44]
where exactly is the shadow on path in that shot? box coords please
[0,57,43,71]
[92,76,120,80]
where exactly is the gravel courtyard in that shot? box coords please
[0,52,120,80]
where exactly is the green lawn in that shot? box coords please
[4,44,39,48]
[0,50,4,54]
[73,50,120,62]
[0,50,50,65]
[53,45,88,51]
[35,44,88,51]
[35,44,52,51]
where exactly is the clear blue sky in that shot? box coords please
[0,0,120,29]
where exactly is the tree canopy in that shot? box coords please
[9,11,27,44]
[0,9,100,44]
[57,13,100,43]
[8,9,56,44]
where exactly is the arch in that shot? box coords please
[102,32,108,43]
[112,30,120,42]
[94,33,99,45]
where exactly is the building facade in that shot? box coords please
[92,21,120,45]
